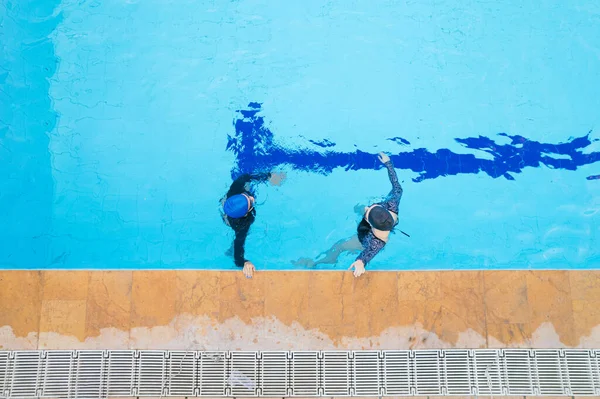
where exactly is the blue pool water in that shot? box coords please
[1,0,599,270]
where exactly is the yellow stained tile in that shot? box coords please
[175,271,220,318]
[0,271,42,338]
[85,271,132,337]
[219,271,265,323]
[317,323,357,344]
[131,271,178,327]
[438,306,486,348]
[440,271,484,299]
[526,271,575,346]
[313,270,354,295]
[484,271,529,324]
[352,274,376,337]
[39,300,87,344]
[487,322,532,348]
[341,289,355,329]
[569,271,600,301]
[397,271,441,301]
[42,271,89,300]
[572,299,600,345]
[397,300,444,349]
[307,272,354,331]
[353,272,398,337]
[439,271,486,343]
[264,271,310,326]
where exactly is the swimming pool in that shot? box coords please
[2,0,599,270]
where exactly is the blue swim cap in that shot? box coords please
[224,194,250,218]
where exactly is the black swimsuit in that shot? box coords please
[222,173,270,267]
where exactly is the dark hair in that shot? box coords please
[368,205,394,231]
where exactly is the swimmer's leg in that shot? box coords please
[292,235,362,268]
[314,236,362,265]
[292,202,366,268]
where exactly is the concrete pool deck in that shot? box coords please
[0,270,599,352]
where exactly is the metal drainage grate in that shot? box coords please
[0,349,599,397]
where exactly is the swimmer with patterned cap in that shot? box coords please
[349,152,404,277]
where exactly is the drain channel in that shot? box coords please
[0,349,599,397]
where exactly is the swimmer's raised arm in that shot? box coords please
[226,172,272,198]
[378,153,403,213]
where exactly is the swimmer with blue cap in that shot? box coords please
[221,171,285,278]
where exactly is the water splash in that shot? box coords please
[227,103,600,182]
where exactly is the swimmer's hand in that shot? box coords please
[348,259,366,278]
[268,171,287,187]
[243,261,255,278]
[378,152,390,164]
